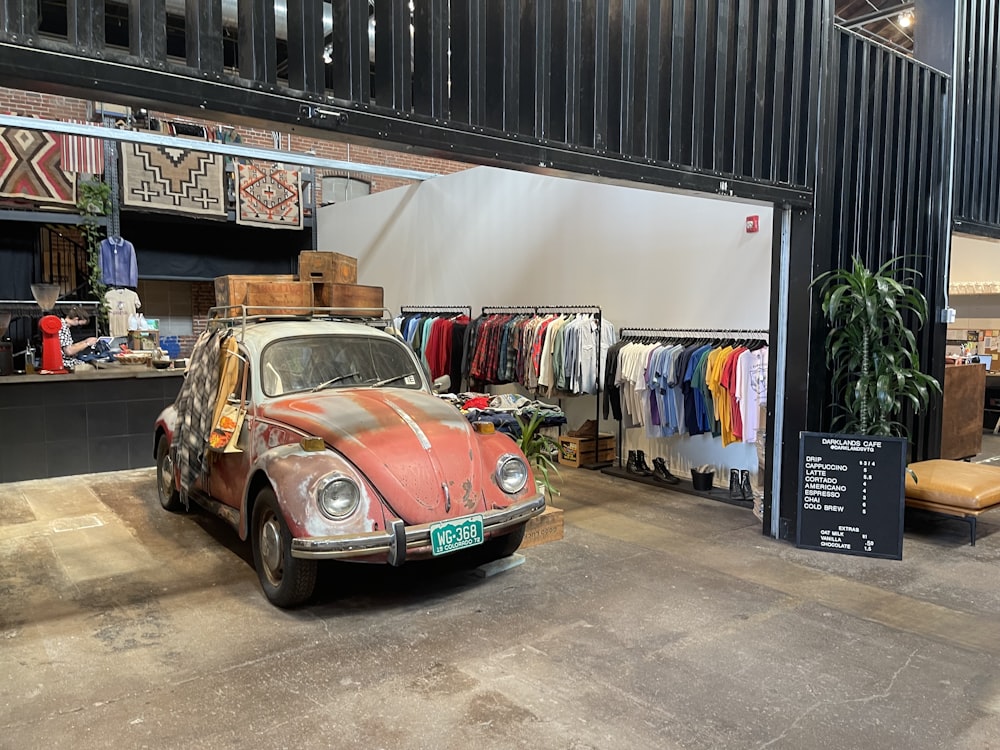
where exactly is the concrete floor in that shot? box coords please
[2,463,1000,750]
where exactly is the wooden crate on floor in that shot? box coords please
[314,282,384,316]
[215,274,296,308]
[298,251,358,284]
[520,506,564,549]
[558,433,616,468]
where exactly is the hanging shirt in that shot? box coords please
[104,288,141,337]
[737,346,769,443]
[99,237,138,287]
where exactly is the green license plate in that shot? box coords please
[430,515,484,556]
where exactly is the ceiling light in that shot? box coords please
[898,11,914,28]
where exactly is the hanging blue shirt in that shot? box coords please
[99,237,138,287]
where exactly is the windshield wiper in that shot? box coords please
[311,371,360,392]
[369,374,409,388]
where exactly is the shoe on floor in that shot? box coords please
[652,457,680,484]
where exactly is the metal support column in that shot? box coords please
[186,0,224,75]
[129,0,167,64]
[238,0,277,85]
[68,0,105,52]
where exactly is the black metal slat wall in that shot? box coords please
[822,29,950,460]
[0,0,823,198]
[954,0,1000,235]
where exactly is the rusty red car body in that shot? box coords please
[154,318,544,607]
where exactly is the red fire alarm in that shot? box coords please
[746,215,760,233]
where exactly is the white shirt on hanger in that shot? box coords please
[104,288,142,337]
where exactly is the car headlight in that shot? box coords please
[318,476,361,519]
[496,454,529,494]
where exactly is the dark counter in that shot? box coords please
[0,367,184,482]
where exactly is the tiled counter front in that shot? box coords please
[0,370,184,482]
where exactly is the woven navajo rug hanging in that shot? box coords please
[235,162,303,229]
[121,142,226,217]
[0,127,76,205]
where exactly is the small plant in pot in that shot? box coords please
[515,411,562,503]
[813,254,941,477]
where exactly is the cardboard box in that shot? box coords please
[558,433,616,468]
[244,281,314,315]
[215,274,297,308]
[298,251,358,284]
[314,282,384,316]
[520,506,564,549]
[127,330,160,351]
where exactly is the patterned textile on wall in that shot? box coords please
[120,142,226,217]
[235,162,303,229]
[59,121,105,175]
[0,127,76,205]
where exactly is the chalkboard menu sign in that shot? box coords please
[796,432,906,560]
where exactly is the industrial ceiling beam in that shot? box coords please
[838,2,914,30]
[0,113,440,182]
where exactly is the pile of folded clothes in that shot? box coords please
[438,392,567,438]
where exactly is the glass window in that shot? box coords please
[260,335,423,397]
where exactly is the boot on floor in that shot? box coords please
[634,450,654,476]
[652,457,680,484]
[740,470,753,500]
[729,469,742,498]
[626,450,641,475]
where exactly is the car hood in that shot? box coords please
[257,388,488,524]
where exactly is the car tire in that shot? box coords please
[472,523,526,565]
[251,488,317,608]
[156,435,185,512]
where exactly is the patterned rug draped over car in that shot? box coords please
[172,329,226,500]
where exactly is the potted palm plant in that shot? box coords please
[514,411,562,503]
[815,253,942,493]
[814,254,941,438]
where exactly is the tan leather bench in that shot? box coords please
[905,459,1000,545]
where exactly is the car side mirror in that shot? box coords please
[432,375,451,394]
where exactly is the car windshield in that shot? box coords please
[260,335,423,396]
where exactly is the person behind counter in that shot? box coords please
[60,305,98,370]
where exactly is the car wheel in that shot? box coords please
[156,436,185,512]
[471,523,526,565]
[251,488,317,608]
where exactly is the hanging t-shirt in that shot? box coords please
[104,288,142,337]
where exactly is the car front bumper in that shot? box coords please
[290,494,546,565]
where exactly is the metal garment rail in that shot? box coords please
[612,328,769,469]
[400,305,472,318]
[479,305,606,469]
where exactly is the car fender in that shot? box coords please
[153,405,178,458]
[243,443,387,540]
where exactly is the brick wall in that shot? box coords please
[175,281,215,358]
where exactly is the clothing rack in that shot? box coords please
[478,304,607,469]
[613,327,768,467]
[603,327,769,509]
[618,327,768,339]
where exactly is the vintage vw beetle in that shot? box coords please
[154,312,544,607]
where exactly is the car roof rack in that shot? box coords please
[207,305,395,339]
